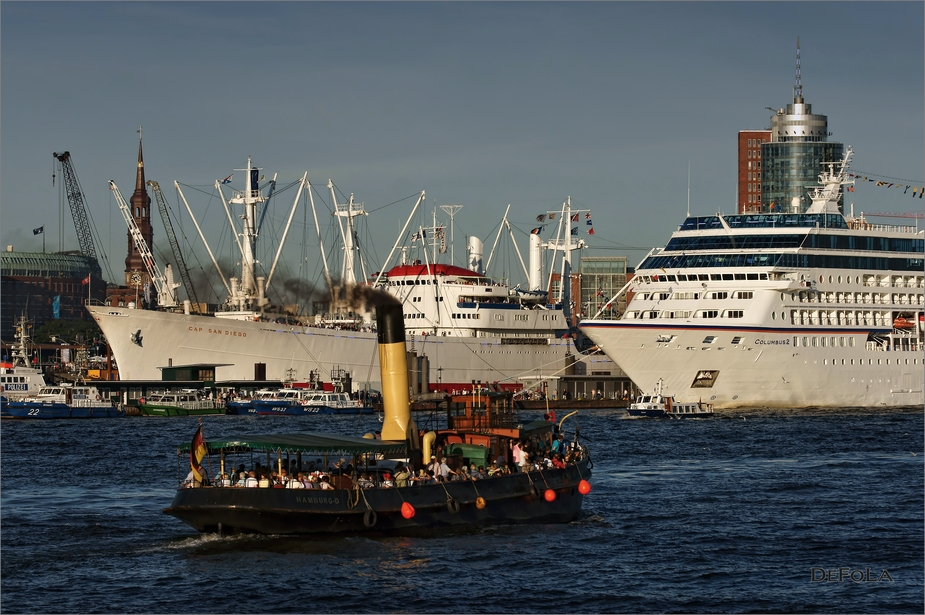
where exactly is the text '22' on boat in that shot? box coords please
[163,298,593,535]
[4,383,125,419]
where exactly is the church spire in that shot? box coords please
[135,125,146,191]
[125,126,154,286]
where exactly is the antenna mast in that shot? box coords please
[793,36,803,103]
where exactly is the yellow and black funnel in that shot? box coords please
[377,302,418,446]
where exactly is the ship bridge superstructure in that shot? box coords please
[382,263,567,340]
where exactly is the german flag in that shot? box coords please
[190,425,207,483]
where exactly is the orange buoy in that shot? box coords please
[544,489,557,502]
[578,480,592,495]
[475,496,486,510]
[401,502,415,519]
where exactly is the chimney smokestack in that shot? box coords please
[376,302,418,445]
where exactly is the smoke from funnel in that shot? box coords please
[328,280,400,314]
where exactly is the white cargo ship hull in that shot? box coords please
[88,305,582,388]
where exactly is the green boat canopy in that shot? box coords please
[177,432,409,457]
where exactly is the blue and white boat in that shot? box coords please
[1,315,48,417]
[626,380,714,419]
[6,383,125,419]
[253,389,373,415]
[225,388,279,415]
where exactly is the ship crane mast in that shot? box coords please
[147,180,201,312]
[109,180,179,307]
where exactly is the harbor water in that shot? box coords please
[1,408,922,613]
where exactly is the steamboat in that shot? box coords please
[163,299,592,535]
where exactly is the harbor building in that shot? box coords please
[759,39,844,214]
[0,248,105,341]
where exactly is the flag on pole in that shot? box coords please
[33,226,44,235]
[221,174,233,184]
[587,228,595,235]
[585,212,591,219]
[536,214,546,223]
[586,218,593,226]
[570,213,579,222]
[548,213,556,220]
[81,274,91,285]
[570,227,577,235]
[531,227,541,235]
[190,424,208,483]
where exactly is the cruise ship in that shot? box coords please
[87,158,613,392]
[579,149,924,409]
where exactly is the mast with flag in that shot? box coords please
[190,419,208,486]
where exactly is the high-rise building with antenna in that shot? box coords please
[759,38,844,214]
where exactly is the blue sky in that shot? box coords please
[2,2,922,291]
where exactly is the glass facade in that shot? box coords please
[761,142,844,214]
[578,256,627,318]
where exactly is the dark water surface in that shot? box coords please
[2,408,922,613]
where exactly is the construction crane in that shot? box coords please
[147,180,201,313]
[53,151,114,280]
[53,151,97,259]
[109,179,179,307]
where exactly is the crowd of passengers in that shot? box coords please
[184,433,584,489]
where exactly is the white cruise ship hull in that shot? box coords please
[87,305,588,389]
[580,321,923,409]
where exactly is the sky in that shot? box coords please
[2,1,923,294]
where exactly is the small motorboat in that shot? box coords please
[626,379,714,419]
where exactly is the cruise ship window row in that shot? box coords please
[786,309,909,327]
[636,290,754,301]
[638,272,768,283]
[665,234,923,253]
[784,291,924,306]
[679,213,848,231]
[624,309,745,320]
[641,253,924,272]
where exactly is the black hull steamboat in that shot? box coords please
[164,300,592,536]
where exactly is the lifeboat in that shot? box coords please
[893,317,915,329]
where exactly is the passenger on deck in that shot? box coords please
[286,472,304,488]
[356,473,375,489]
[393,463,411,488]
[512,441,524,472]
[245,471,258,487]
[318,475,334,490]
[551,453,566,469]
[411,468,433,485]
[469,464,485,480]
[381,472,394,488]
[434,457,455,481]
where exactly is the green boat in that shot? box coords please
[139,392,223,416]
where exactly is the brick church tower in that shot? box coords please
[124,130,154,288]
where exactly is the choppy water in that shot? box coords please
[1,408,922,613]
